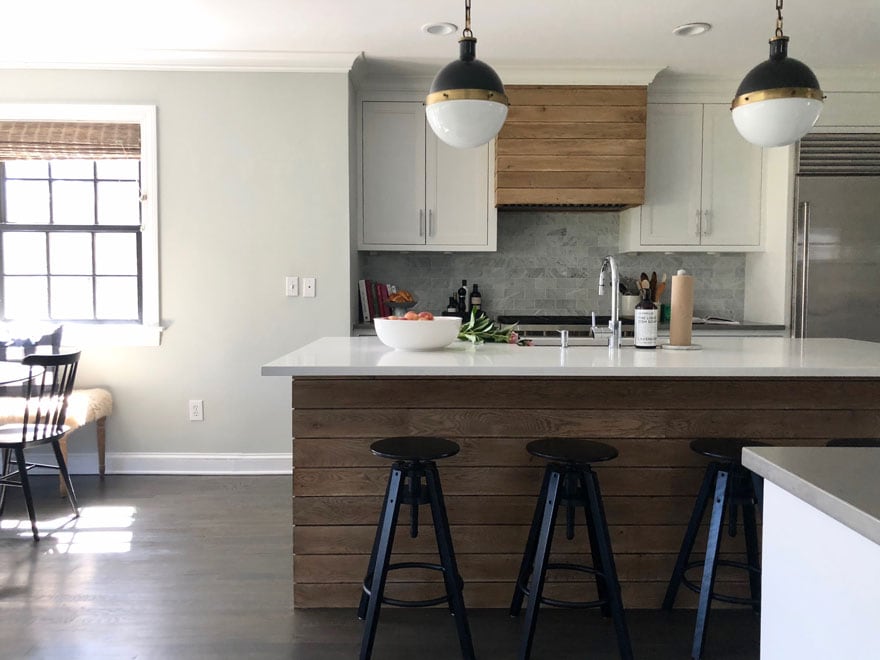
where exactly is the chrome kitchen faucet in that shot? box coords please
[597,255,623,349]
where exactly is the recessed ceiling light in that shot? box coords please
[422,22,458,36]
[672,22,712,37]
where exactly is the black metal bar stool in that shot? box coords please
[826,438,880,447]
[357,436,474,660]
[510,438,632,660]
[663,438,769,660]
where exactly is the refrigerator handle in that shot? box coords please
[797,201,811,339]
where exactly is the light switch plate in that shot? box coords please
[303,277,316,298]
[285,276,299,297]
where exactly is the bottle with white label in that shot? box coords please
[634,290,658,349]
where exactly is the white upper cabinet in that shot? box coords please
[359,100,497,251]
[620,103,763,252]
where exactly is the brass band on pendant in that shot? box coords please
[426,88,510,106]
[731,86,825,109]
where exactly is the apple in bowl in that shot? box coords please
[374,314,462,351]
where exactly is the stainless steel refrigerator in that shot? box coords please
[792,133,880,341]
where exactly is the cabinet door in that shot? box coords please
[700,104,763,246]
[361,102,426,246]
[426,134,490,247]
[640,104,703,245]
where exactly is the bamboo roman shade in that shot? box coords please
[0,121,141,160]
[495,85,646,209]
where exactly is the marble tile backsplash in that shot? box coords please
[360,212,745,320]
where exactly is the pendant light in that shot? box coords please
[426,0,508,149]
[731,0,824,148]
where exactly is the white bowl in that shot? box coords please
[374,315,462,351]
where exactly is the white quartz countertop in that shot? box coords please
[261,336,880,378]
[743,447,880,545]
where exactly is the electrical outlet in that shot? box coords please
[303,277,316,298]
[188,399,204,421]
[285,276,299,297]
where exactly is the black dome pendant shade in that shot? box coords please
[425,0,509,149]
[730,0,824,147]
[732,37,824,109]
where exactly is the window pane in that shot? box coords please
[95,233,137,275]
[96,276,138,319]
[3,232,47,274]
[4,161,49,178]
[4,275,49,319]
[50,232,93,275]
[50,276,94,319]
[97,159,139,180]
[52,181,95,225]
[97,181,140,225]
[50,160,94,179]
[4,180,50,223]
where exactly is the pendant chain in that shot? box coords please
[775,0,785,38]
[463,0,473,38]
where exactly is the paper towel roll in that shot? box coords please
[669,270,694,346]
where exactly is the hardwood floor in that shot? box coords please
[0,475,759,659]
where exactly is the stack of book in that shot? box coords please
[357,279,398,323]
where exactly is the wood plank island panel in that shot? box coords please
[289,376,879,609]
[495,85,647,207]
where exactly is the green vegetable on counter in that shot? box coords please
[457,309,530,346]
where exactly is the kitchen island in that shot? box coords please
[742,447,880,659]
[262,337,880,608]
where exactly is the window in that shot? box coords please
[0,105,159,345]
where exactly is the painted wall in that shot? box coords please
[361,212,746,321]
[0,69,351,470]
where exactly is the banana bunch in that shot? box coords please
[457,309,527,345]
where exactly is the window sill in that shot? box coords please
[62,323,164,348]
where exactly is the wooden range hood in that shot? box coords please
[495,85,646,211]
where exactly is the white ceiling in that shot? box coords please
[1,0,877,81]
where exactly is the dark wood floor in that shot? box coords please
[0,475,759,659]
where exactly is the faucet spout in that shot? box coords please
[598,255,622,349]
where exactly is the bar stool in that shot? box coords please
[663,438,769,660]
[826,438,880,447]
[510,438,632,660]
[357,437,474,660]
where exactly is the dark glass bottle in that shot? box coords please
[457,279,468,314]
[446,296,459,314]
[634,290,658,349]
[469,283,482,312]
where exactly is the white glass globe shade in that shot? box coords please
[731,96,824,148]
[426,99,508,149]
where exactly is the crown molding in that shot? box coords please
[0,49,361,73]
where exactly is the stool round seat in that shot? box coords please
[526,438,618,464]
[826,438,880,447]
[690,438,770,464]
[370,437,460,461]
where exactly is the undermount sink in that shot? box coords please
[527,336,636,347]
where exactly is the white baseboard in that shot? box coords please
[27,451,293,475]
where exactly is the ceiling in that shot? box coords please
[1,1,877,81]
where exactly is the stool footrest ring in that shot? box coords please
[682,559,760,607]
[362,562,465,609]
[514,562,608,610]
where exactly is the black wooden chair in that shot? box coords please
[0,351,81,541]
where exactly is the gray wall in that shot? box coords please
[361,212,745,321]
[0,68,352,464]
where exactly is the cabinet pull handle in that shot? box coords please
[694,209,701,237]
[419,209,425,237]
[702,209,711,236]
[428,209,435,237]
